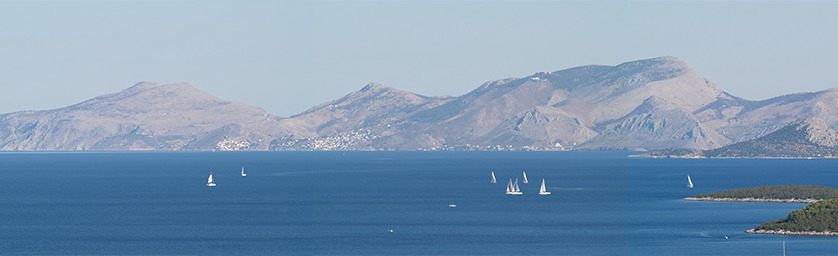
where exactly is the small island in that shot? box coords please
[684,185,838,203]
[746,199,838,236]
[685,185,838,236]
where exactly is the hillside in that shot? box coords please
[688,185,838,202]
[276,57,838,151]
[749,199,838,235]
[278,57,739,150]
[0,82,311,150]
[648,119,838,158]
[3,57,838,151]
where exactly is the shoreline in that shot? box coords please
[683,197,818,204]
[745,229,838,236]
[636,155,830,159]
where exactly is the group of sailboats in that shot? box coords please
[505,178,523,195]
[494,170,551,195]
[206,166,247,187]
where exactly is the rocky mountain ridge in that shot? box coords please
[0,82,308,150]
[2,57,838,151]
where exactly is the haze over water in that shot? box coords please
[0,151,835,255]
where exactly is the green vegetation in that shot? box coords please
[694,185,838,200]
[753,199,838,232]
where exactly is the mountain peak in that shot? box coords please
[360,82,392,92]
[124,81,194,92]
[355,82,429,99]
[617,56,691,73]
[131,81,163,88]
[0,82,294,151]
[73,82,225,113]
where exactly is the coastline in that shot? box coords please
[635,154,827,159]
[683,197,819,204]
[745,229,838,236]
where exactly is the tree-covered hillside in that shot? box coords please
[694,185,838,200]
[753,199,838,232]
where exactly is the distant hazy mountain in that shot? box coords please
[0,82,310,150]
[3,57,838,151]
[276,56,838,151]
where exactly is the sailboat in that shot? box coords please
[506,178,523,195]
[241,166,247,177]
[207,172,216,187]
[687,175,694,189]
[522,171,529,184]
[491,171,497,183]
[539,178,551,195]
[505,179,513,194]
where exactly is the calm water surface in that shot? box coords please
[0,151,835,255]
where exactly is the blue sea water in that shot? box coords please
[0,151,836,255]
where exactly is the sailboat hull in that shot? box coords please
[207,183,216,187]
[539,192,551,195]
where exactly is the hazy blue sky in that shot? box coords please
[1,0,837,116]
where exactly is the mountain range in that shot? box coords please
[2,56,837,152]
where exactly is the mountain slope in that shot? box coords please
[281,83,450,135]
[3,57,838,152]
[335,56,737,150]
[0,82,309,150]
[271,56,838,151]
[701,119,838,158]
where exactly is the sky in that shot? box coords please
[1,0,837,116]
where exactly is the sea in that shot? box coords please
[0,151,836,255]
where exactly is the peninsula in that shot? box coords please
[684,185,838,203]
[685,185,838,236]
[746,199,838,236]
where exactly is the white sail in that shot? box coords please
[506,178,522,195]
[687,175,693,189]
[539,178,551,195]
[506,179,513,194]
[241,167,247,177]
[522,171,529,184]
[207,172,216,187]
[491,171,497,183]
